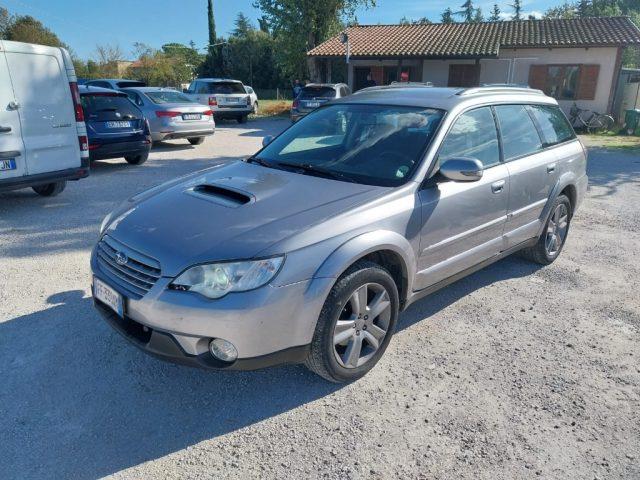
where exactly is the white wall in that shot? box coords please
[346,46,619,115]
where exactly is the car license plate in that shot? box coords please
[0,158,16,171]
[183,113,202,120]
[94,277,124,317]
[105,121,132,129]
[223,97,238,103]
[305,101,320,108]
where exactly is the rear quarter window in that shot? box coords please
[494,105,543,161]
[528,105,576,146]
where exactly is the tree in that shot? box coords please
[510,0,523,20]
[474,8,484,22]
[0,7,11,39]
[127,43,194,87]
[253,0,376,81]
[489,4,502,21]
[92,44,124,78]
[544,2,577,18]
[4,14,65,47]
[457,0,475,23]
[233,12,253,37]
[207,0,216,48]
[441,7,455,23]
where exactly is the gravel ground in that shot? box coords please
[1,121,639,480]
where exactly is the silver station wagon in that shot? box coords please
[92,85,587,382]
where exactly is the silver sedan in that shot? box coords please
[121,87,215,145]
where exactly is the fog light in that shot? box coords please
[209,338,238,362]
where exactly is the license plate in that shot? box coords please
[105,121,132,129]
[182,113,202,120]
[94,277,124,317]
[305,102,320,108]
[0,158,16,171]
[223,97,239,103]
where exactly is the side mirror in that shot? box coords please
[182,88,189,93]
[439,158,483,182]
[262,135,274,148]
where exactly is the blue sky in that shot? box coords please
[1,0,556,60]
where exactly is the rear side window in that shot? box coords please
[300,86,336,99]
[438,107,500,168]
[145,91,194,104]
[81,94,142,120]
[528,105,575,146]
[116,81,146,88]
[494,105,543,161]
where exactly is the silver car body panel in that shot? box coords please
[93,86,588,364]
[121,87,215,142]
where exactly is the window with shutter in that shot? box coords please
[528,64,599,101]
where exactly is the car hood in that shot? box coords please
[103,161,387,276]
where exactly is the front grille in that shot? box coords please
[96,235,161,298]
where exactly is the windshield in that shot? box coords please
[204,82,245,94]
[81,94,142,121]
[256,104,444,187]
[300,86,335,99]
[146,91,194,104]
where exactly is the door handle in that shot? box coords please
[0,150,21,159]
[491,180,505,194]
[547,164,556,174]
[7,101,20,110]
[0,126,11,133]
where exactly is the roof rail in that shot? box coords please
[389,81,434,87]
[457,85,544,96]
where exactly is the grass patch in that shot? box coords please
[254,100,291,118]
[578,134,640,151]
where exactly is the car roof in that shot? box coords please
[332,85,557,110]
[86,78,142,83]
[120,86,180,92]
[195,78,243,83]
[78,85,126,95]
[303,83,345,89]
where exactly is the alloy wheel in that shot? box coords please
[332,283,391,369]
[545,203,569,256]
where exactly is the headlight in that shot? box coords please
[170,256,284,299]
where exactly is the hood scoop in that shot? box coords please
[186,183,253,207]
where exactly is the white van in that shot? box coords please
[0,40,89,196]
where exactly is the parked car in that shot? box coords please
[183,78,252,123]
[85,78,146,90]
[92,85,587,382]
[0,40,88,197]
[245,85,259,114]
[121,87,215,144]
[291,83,351,122]
[80,85,151,165]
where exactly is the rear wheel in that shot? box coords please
[32,181,66,197]
[237,115,248,124]
[305,260,399,383]
[587,114,614,134]
[125,152,149,165]
[188,137,205,145]
[252,101,259,115]
[520,194,571,265]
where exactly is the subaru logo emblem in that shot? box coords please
[115,251,128,265]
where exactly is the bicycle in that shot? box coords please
[568,102,615,134]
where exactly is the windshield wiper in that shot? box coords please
[274,162,356,183]
[244,156,273,168]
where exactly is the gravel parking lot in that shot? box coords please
[1,119,638,479]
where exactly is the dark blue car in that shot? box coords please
[79,85,151,165]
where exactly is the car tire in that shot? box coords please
[124,152,149,165]
[237,115,248,124]
[520,194,572,265]
[32,181,66,197]
[252,101,259,115]
[305,260,399,383]
[188,137,205,145]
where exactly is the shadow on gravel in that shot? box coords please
[0,255,541,479]
[586,148,640,198]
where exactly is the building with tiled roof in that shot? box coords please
[307,17,640,118]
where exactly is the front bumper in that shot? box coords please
[90,247,334,370]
